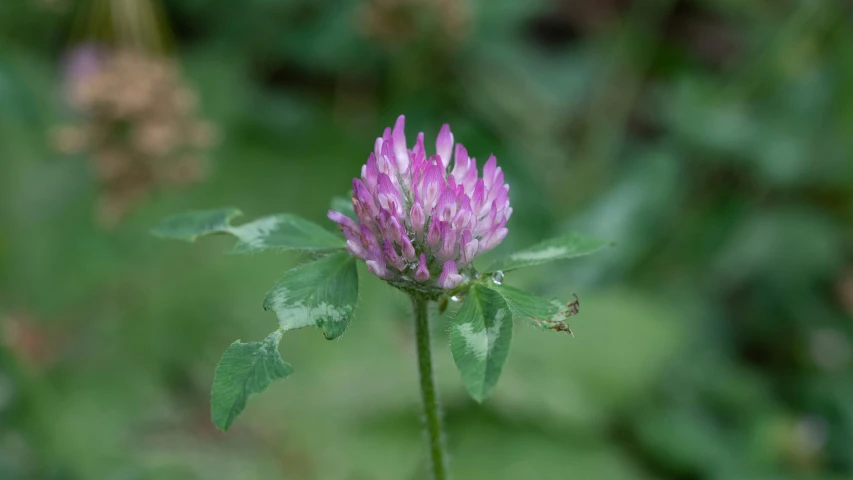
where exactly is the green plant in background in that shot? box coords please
[6,0,853,478]
[153,115,607,478]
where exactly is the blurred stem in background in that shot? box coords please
[411,295,449,480]
[70,0,172,52]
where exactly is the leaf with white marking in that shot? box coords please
[488,233,609,272]
[229,214,345,253]
[211,330,293,431]
[263,252,358,340]
[450,284,513,402]
[492,284,577,334]
[152,209,345,253]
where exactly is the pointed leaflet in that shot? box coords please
[487,232,609,272]
[152,209,345,253]
[492,284,576,334]
[151,208,242,242]
[211,330,293,431]
[450,285,513,402]
[264,252,358,340]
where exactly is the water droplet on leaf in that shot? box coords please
[491,270,504,285]
[450,295,461,302]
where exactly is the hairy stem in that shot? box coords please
[411,295,450,480]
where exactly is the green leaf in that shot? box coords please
[228,214,345,253]
[330,195,356,222]
[493,284,577,334]
[450,285,513,402]
[211,330,293,432]
[152,209,345,253]
[263,252,358,340]
[151,208,242,242]
[488,233,609,272]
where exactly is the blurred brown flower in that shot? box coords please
[2,312,54,369]
[53,47,217,227]
[360,0,470,48]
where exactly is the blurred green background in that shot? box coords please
[2,0,853,478]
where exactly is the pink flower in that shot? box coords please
[329,115,512,292]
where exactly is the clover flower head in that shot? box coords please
[328,115,512,294]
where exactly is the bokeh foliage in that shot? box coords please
[2,0,853,478]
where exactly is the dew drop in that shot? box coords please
[450,295,461,302]
[491,270,504,285]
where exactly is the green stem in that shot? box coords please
[411,295,450,480]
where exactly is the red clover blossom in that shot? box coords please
[328,115,512,293]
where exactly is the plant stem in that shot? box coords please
[411,295,449,480]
